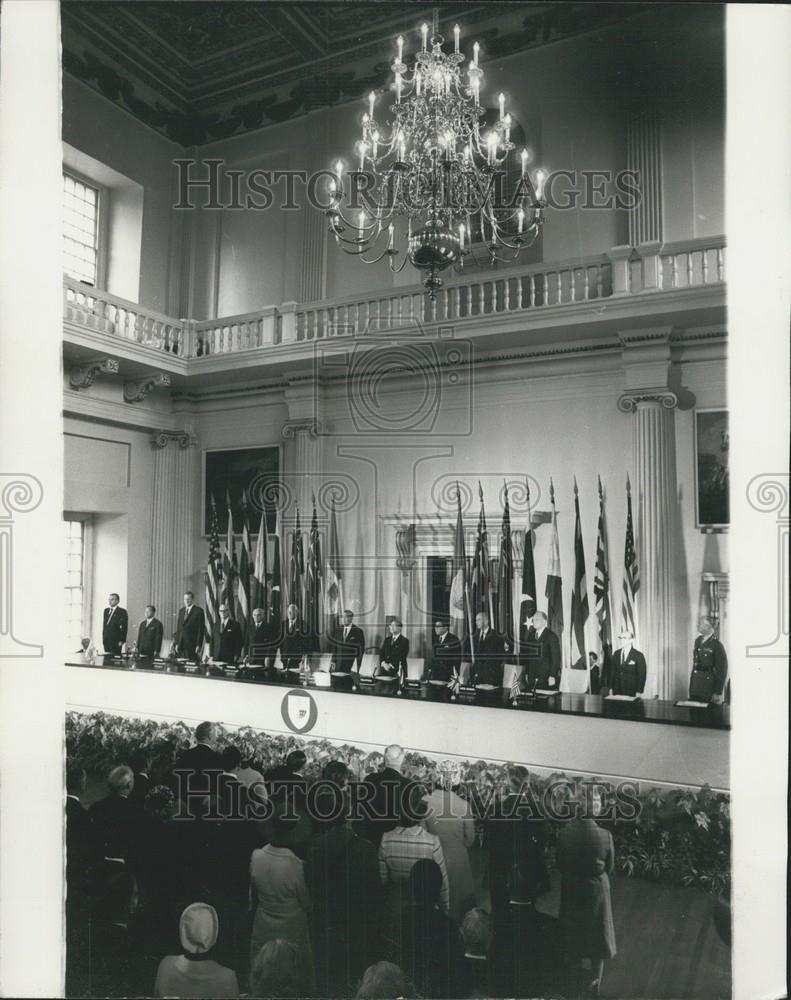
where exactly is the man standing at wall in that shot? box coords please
[102,593,128,654]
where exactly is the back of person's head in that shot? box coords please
[66,761,86,796]
[107,765,134,796]
[251,938,301,998]
[221,745,242,771]
[285,749,307,773]
[195,721,216,746]
[384,744,405,770]
[461,907,493,957]
[506,764,530,795]
[409,858,443,908]
[356,961,410,999]
[144,785,176,821]
[322,759,349,786]
[398,783,428,828]
[129,748,152,774]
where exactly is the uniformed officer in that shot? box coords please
[689,616,728,704]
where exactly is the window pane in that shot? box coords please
[64,520,85,642]
[63,173,99,284]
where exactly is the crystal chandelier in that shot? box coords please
[326,15,547,299]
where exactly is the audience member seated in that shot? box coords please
[356,744,415,847]
[154,902,239,998]
[356,961,414,1000]
[556,785,617,998]
[305,769,381,995]
[89,764,141,864]
[424,763,476,922]
[484,764,550,926]
[250,807,314,988]
[250,938,307,1000]
[399,859,464,999]
[379,784,450,957]
[459,908,495,998]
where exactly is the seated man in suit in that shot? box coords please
[174,591,205,661]
[519,611,561,690]
[376,618,409,682]
[213,603,244,663]
[425,620,461,698]
[330,609,366,674]
[136,604,163,658]
[602,628,647,697]
[689,615,728,704]
[470,611,506,687]
[102,593,128,654]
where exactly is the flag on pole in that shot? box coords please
[236,493,252,632]
[498,481,514,647]
[252,508,268,616]
[449,484,471,649]
[324,497,343,632]
[593,476,613,687]
[271,508,282,626]
[222,491,237,611]
[290,505,304,616]
[621,475,639,636]
[305,496,322,650]
[566,477,589,693]
[519,479,538,645]
[545,479,564,640]
[471,483,493,624]
[204,494,222,655]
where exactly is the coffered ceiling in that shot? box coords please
[62,1,665,146]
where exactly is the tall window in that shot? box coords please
[63,173,100,285]
[64,520,86,649]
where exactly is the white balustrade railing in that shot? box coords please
[63,237,725,359]
[64,278,185,355]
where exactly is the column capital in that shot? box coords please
[151,429,195,449]
[282,419,323,440]
[617,388,678,413]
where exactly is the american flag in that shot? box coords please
[510,672,521,700]
[593,476,613,674]
[204,495,222,652]
[621,475,639,636]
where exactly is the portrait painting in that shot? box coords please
[695,409,729,528]
[203,445,279,535]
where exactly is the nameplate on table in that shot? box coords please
[604,694,638,702]
[675,699,711,709]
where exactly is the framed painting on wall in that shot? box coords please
[694,409,729,529]
[202,445,280,535]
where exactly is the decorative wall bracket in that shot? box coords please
[124,373,171,403]
[151,429,194,449]
[617,387,679,412]
[68,357,119,390]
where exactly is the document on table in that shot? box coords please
[675,700,711,708]
[604,694,638,702]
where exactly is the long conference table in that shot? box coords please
[65,657,729,792]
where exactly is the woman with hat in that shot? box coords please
[249,807,314,986]
[153,902,238,998]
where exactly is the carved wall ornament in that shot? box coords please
[617,388,679,413]
[68,357,119,390]
[123,373,171,403]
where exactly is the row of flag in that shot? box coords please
[203,477,641,693]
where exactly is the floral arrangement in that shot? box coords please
[66,711,730,896]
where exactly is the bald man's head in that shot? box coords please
[384,744,405,771]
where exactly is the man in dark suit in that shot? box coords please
[602,629,647,697]
[330,609,366,673]
[689,615,728,704]
[264,749,308,809]
[173,721,224,812]
[471,611,506,687]
[354,743,415,847]
[425,620,461,697]
[89,765,141,862]
[136,604,163,658]
[278,603,307,674]
[376,618,409,680]
[520,611,561,690]
[213,603,244,663]
[247,606,276,673]
[174,591,205,661]
[102,593,128,654]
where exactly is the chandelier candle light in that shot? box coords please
[326,15,547,298]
